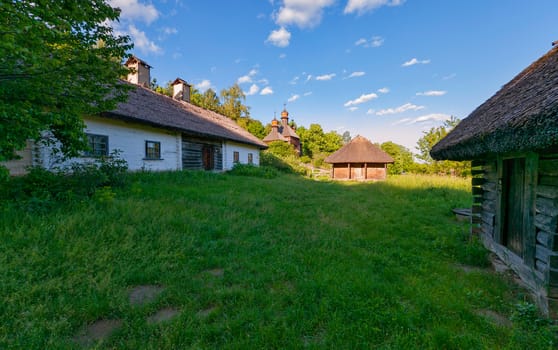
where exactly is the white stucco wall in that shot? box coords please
[222,141,261,170]
[39,116,182,172]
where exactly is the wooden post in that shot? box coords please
[348,163,351,179]
[364,163,368,179]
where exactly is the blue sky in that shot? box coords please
[109,0,558,152]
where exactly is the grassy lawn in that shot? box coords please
[0,172,555,349]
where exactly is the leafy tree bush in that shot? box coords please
[227,163,278,179]
[1,151,128,211]
[1,1,132,162]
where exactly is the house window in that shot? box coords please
[233,151,239,163]
[145,140,161,160]
[84,133,108,157]
[248,153,253,164]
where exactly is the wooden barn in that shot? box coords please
[325,136,394,180]
[431,45,558,317]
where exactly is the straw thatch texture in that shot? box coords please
[325,136,394,163]
[102,83,268,149]
[431,46,558,161]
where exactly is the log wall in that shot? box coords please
[181,135,222,171]
[535,155,558,316]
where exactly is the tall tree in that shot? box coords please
[0,0,132,161]
[381,141,415,175]
[191,87,221,113]
[416,116,470,175]
[220,83,249,120]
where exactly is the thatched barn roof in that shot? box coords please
[325,135,394,164]
[431,46,558,161]
[102,83,268,149]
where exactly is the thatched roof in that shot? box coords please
[102,83,268,149]
[431,46,558,161]
[325,135,394,164]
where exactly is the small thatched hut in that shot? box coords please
[431,44,558,317]
[325,135,394,180]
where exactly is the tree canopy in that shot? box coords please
[380,141,414,175]
[415,116,470,175]
[0,0,132,161]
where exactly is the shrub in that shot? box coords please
[227,163,278,179]
[0,150,128,211]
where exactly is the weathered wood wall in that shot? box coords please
[331,163,387,180]
[181,135,222,171]
[535,155,558,316]
[473,154,558,317]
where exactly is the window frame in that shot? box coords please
[84,133,109,157]
[144,140,162,160]
[233,151,240,164]
[248,153,253,164]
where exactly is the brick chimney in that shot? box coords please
[171,78,191,103]
[125,56,152,87]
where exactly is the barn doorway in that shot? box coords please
[502,158,526,257]
[202,145,214,170]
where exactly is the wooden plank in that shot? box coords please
[472,177,486,186]
[536,197,558,217]
[472,160,485,168]
[482,182,497,192]
[483,191,497,201]
[539,159,558,176]
[535,259,548,274]
[482,212,495,226]
[535,214,558,233]
[471,169,484,176]
[472,186,484,196]
[482,200,496,213]
[536,185,558,199]
[539,176,558,187]
[524,153,538,270]
[536,230,552,248]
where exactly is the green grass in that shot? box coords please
[1,172,556,349]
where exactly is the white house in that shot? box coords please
[4,56,267,174]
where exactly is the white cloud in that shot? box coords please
[161,27,177,35]
[378,87,389,94]
[290,76,299,85]
[288,94,300,102]
[237,69,259,84]
[128,24,161,54]
[279,53,287,59]
[275,0,335,28]
[261,87,274,95]
[416,90,447,96]
[344,92,378,107]
[303,91,313,96]
[366,109,375,115]
[344,0,405,15]
[392,118,411,125]
[355,36,384,48]
[316,73,336,81]
[266,27,291,47]
[355,38,367,46]
[348,107,358,112]
[396,113,450,125]
[195,79,212,92]
[109,0,159,24]
[347,71,366,78]
[245,84,260,96]
[443,73,456,80]
[305,74,313,82]
[402,58,431,67]
[376,103,425,116]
